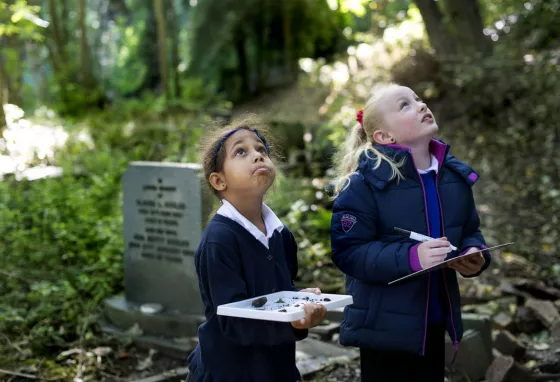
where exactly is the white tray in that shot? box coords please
[217,291,353,322]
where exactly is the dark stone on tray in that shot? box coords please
[251,297,267,308]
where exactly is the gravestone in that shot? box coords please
[102,162,212,357]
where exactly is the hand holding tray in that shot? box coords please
[388,242,514,285]
[217,291,353,322]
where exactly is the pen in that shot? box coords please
[393,227,458,251]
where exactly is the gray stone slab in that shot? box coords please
[526,299,560,328]
[309,321,341,341]
[485,355,537,382]
[446,329,491,382]
[325,307,344,322]
[296,337,359,376]
[104,295,205,339]
[446,314,494,381]
[494,330,526,360]
[130,367,189,382]
[100,318,196,360]
[122,162,211,314]
[463,313,494,360]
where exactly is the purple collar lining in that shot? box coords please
[385,139,448,172]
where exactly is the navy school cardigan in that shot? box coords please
[187,214,307,382]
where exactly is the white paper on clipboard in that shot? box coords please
[388,242,514,285]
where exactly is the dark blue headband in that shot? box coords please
[212,128,271,172]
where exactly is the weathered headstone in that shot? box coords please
[102,162,212,356]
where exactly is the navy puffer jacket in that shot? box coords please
[330,139,489,355]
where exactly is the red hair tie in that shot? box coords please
[356,109,364,128]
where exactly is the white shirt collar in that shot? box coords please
[217,199,284,249]
[417,155,439,174]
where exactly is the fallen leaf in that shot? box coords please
[58,348,84,358]
[118,352,129,359]
[533,343,550,350]
[92,347,112,357]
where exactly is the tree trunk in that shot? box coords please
[0,53,6,132]
[79,0,96,89]
[129,0,160,96]
[167,3,181,99]
[154,0,169,100]
[414,0,456,55]
[48,0,66,65]
[235,33,248,99]
[282,0,295,80]
[441,0,491,54]
[2,36,23,106]
[61,0,69,46]
[255,0,265,94]
[13,39,23,106]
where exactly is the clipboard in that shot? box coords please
[388,242,514,285]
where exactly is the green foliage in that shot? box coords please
[0,0,46,40]
[187,0,350,101]
[0,104,206,353]
[435,46,560,259]
[0,149,126,351]
[267,173,345,293]
[505,0,560,50]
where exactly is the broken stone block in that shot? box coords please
[499,280,531,305]
[493,311,515,331]
[499,252,537,277]
[486,355,514,382]
[460,278,502,304]
[514,306,543,334]
[525,338,560,374]
[485,355,536,382]
[309,321,341,341]
[295,337,359,376]
[526,299,560,328]
[463,313,494,362]
[446,329,491,382]
[513,279,560,301]
[550,320,560,339]
[325,307,344,323]
[493,330,526,360]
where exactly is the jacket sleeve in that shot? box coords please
[457,189,490,278]
[330,174,415,284]
[197,241,307,346]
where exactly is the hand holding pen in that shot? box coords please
[394,227,455,270]
[417,236,453,269]
[394,227,458,251]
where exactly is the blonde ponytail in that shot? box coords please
[332,123,369,194]
[332,83,407,196]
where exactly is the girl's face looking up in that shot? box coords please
[372,86,438,147]
[210,129,276,198]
